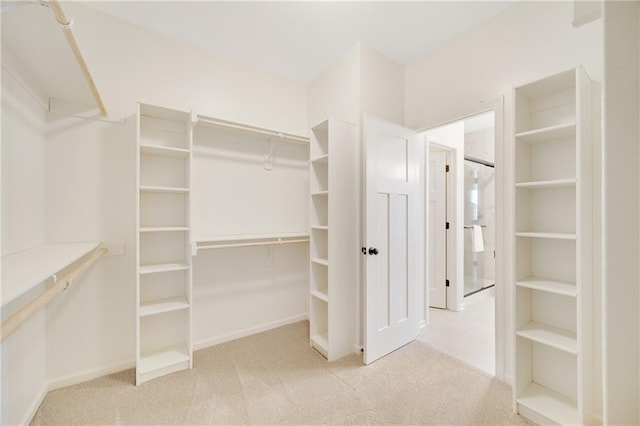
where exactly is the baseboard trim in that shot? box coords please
[193,313,308,351]
[353,344,363,354]
[48,360,135,392]
[20,383,48,426]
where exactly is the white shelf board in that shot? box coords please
[2,242,101,307]
[311,332,328,357]
[140,144,190,158]
[516,232,577,240]
[516,179,577,189]
[140,186,189,194]
[311,258,329,267]
[516,122,576,144]
[193,232,309,244]
[311,290,329,303]
[311,191,329,196]
[140,297,190,317]
[516,277,577,298]
[140,226,189,233]
[311,155,329,164]
[138,344,190,376]
[517,383,578,426]
[311,226,329,231]
[139,261,189,275]
[516,321,577,354]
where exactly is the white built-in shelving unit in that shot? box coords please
[309,119,357,361]
[513,68,592,425]
[136,103,193,385]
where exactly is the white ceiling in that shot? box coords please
[84,1,515,82]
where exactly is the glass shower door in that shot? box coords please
[464,158,495,296]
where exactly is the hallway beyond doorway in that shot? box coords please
[418,295,495,376]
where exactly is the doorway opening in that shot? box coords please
[420,110,497,376]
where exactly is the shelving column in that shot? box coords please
[309,119,357,361]
[136,103,193,385]
[512,68,592,425]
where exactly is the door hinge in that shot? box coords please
[446,279,450,287]
[446,222,450,230]
[445,164,450,173]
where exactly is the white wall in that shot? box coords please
[405,1,602,130]
[67,3,308,136]
[602,2,639,424]
[1,51,49,426]
[359,45,405,125]
[44,114,135,388]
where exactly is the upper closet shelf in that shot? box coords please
[515,122,576,144]
[195,115,310,145]
[1,242,101,307]
[192,232,309,254]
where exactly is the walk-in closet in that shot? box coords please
[2,1,638,425]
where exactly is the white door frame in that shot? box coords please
[418,98,506,383]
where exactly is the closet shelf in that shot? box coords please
[516,277,577,298]
[140,144,190,159]
[516,232,577,240]
[311,155,329,164]
[139,226,189,233]
[2,242,101,307]
[515,179,577,189]
[311,258,329,267]
[140,297,190,317]
[138,344,190,376]
[311,191,329,196]
[516,122,576,144]
[311,290,329,303]
[140,186,189,194]
[139,261,189,275]
[517,383,578,426]
[311,333,329,358]
[516,321,577,354]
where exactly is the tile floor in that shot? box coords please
[418,292,495,375]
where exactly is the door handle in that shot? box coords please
[368,247,379,255]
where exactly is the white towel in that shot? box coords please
[472,225,484,252]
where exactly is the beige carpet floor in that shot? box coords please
[32,321,529,425]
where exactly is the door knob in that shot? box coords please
[368,247,379,255]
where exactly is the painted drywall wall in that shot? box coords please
[44,114,135,388]
[1,50,46,257]
[1,50,49,426]
[359,44,405,125]
[405,1,602,130]
[307,45,360,126]
[65,2,308,136]
[602,2,640,424]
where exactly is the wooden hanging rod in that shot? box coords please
[196,116,310,145]
[0,247,107,343]
[198,238,309,251]
[48,0,107,116]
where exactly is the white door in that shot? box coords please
[428,150,447,309]
[363,116,424,365]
